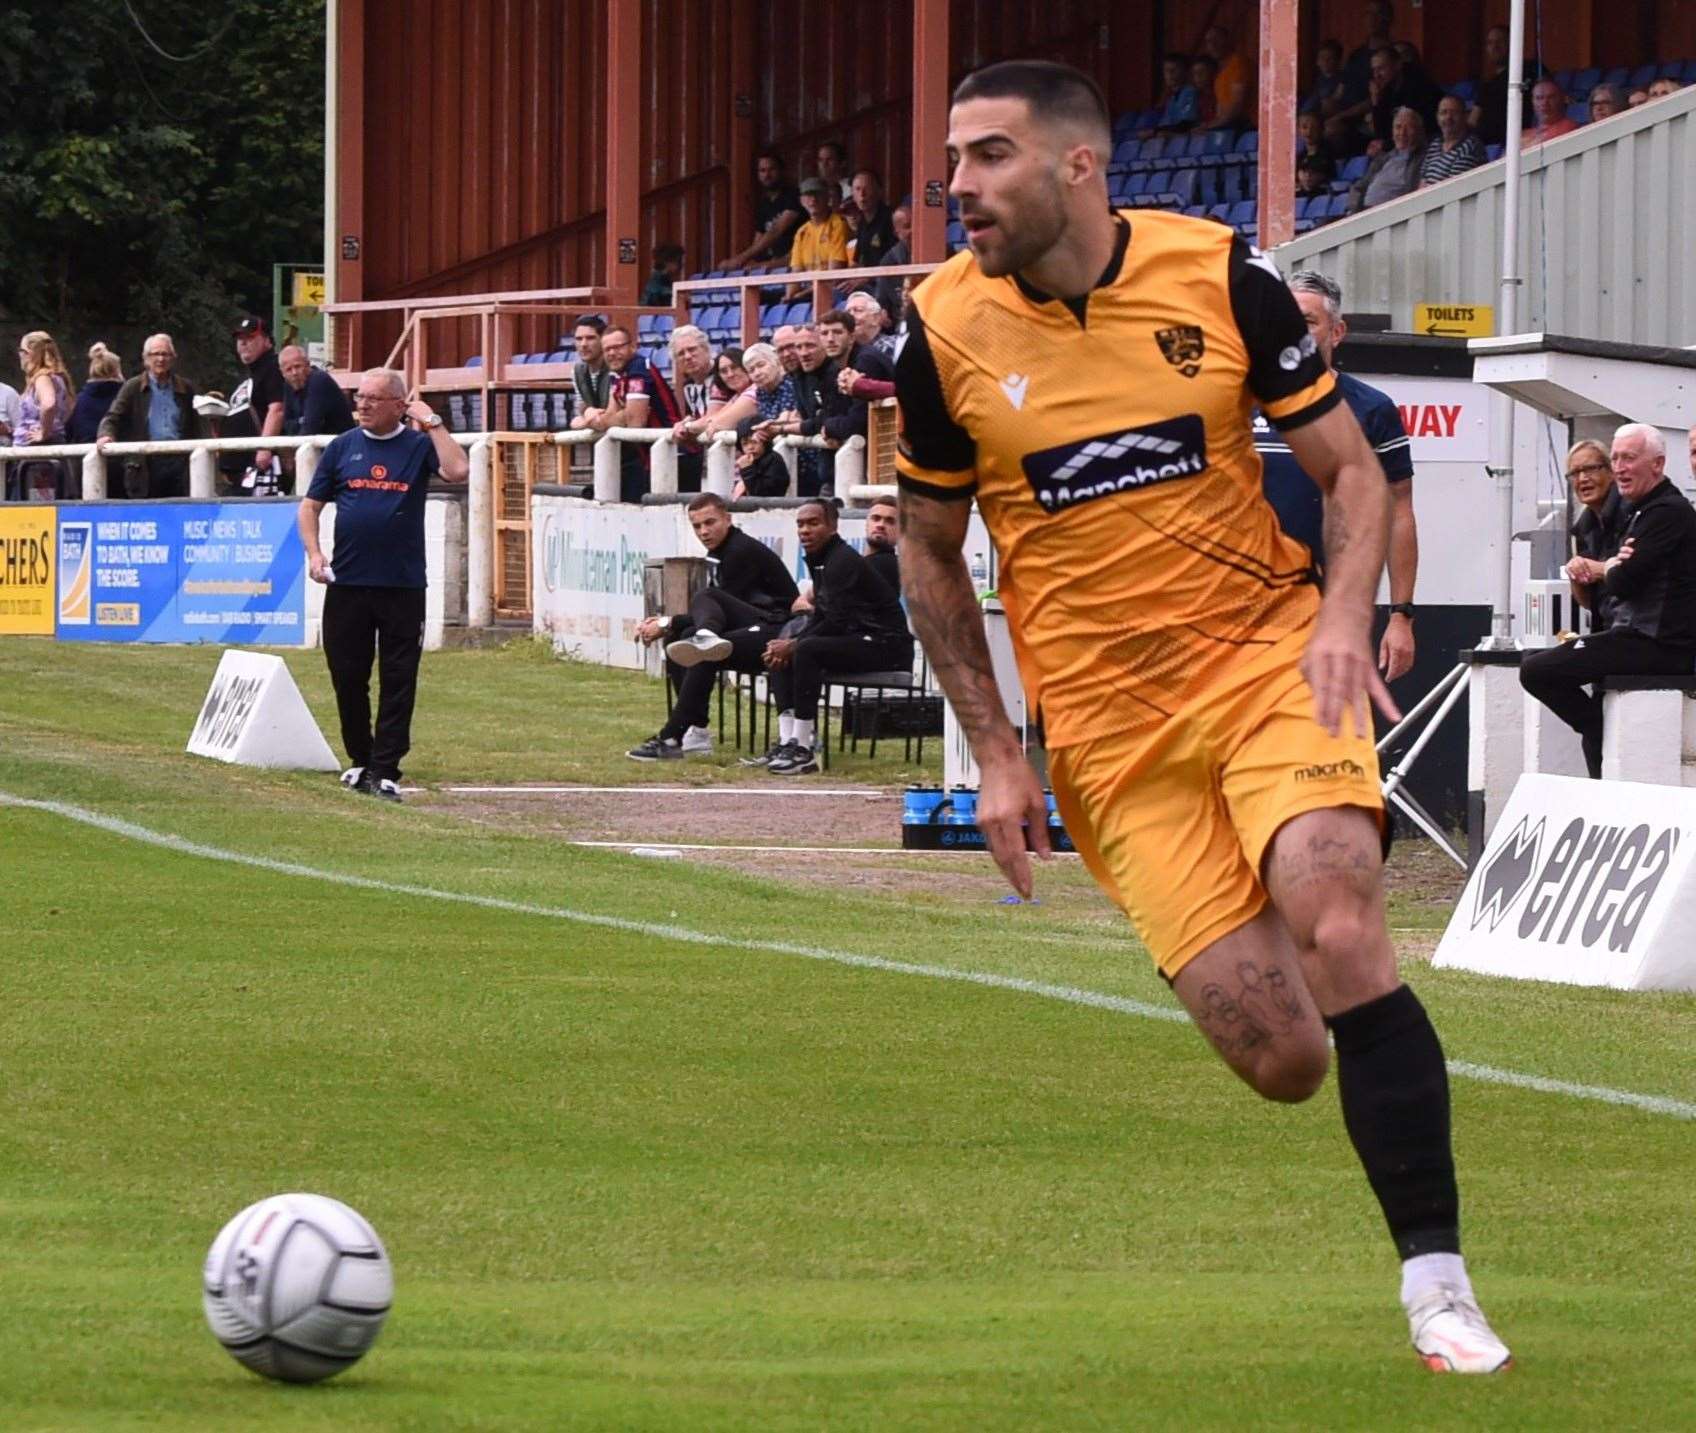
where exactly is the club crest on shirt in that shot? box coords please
[1154,325,1206,379]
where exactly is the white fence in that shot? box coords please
[2,425,874,633]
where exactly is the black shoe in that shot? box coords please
[738,741,787,768]
[628,734,685,762]
[768,743,819,776]
[373,777,402,803]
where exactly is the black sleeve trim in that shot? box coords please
[1226,236,1332,408]
[893,307,977,473]
[898,472,978,502]
[1266,383,1344,433]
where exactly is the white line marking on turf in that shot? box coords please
[442,785,894,798]
[5,789,1694,1124]
[570,839,1069,856]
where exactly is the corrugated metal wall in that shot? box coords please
[1275,89,1696,346]
[345,0,1696,364]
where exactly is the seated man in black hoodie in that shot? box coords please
[627,491,800,761]
[759,499,912,775]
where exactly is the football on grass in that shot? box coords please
[202,1192,393,1383]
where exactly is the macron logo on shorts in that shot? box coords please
[1020,415,1207,514]
[1293,759,1366,782]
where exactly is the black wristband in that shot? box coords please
[1389,602,1416,619]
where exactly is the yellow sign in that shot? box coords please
[0,506,57,635]
[1414,303,1494,338]
[292,272,327,308]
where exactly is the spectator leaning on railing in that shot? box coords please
[667,324,729,491]
[1349,107,1426,212]
[96,333,200,499]
[1520,423,1696,779]
[717,151,805,271]
[280,346,355,439]
[1418,95,1485,187]
[8,330,75,501]
[68,342,124,445]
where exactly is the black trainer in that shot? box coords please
[738,741,788,768]
[768,743,820,776]
[373,777,402,803]
[628,734,685,762]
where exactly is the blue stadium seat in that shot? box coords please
[1113,138,1142,166]
[548,393,572,429]
[1680,59,1696,83]
[447,395,467,431]
[946,220,967,248]
[1450,79,1477,103]
[1194,168,1221,206]
[510,399,529,431]
[1183,205,1207,218]
[546,349,570,364]
[1167,169,1200,206]
[1570,67,1600,98]
[1206,203,1231,223]
[469,395,484,429]
[1552,68,1575,92]
[1661,59,1690,80]
[528,394,548,428]
[1485,143,1504,161]
[637,313,662,336]
[1227,199,1257,228]
[1339,154,1370,182]
[1627,63,1657,88]
[1234,130,1260,155]
[1325,193,1351,219]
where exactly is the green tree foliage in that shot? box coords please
[0,0,324,389]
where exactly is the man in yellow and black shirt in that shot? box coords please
[895,59,1509,1374]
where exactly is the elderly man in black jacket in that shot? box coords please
[627,491,801,761]
[1521,423,1696,777]
[760,498,912,775]
[94,333,201,497]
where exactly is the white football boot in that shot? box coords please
[1408,1285,1513,1373]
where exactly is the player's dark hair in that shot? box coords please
[573,314,606,334]
[817,308,852,330]
[952,61,1111,148]
[755,148,784,169]
[687,491,728,514]
[818,139,848,162]
[798,497,839,525]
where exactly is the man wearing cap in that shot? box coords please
[222,316,287,493]
[786,178,851,300]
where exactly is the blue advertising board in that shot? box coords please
[55,500,307,645]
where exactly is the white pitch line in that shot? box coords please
[4,789,1694,1124]
[572,839,1030,856]
[442,785,894,798]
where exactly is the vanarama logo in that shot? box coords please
[1293,759,1365,781]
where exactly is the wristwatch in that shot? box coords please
[1389,602,1416,619]
[418,412,443,429]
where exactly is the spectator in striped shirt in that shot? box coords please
[1418,95,1485,188]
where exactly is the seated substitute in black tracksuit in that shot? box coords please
[1521,461,1696,778]
[764,501,912,773]
[628,492,800,760]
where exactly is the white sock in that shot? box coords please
[779,711,796,742]
[1401,1252,1471,1308]
[794,719,816,748]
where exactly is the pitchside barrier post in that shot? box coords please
[1434,772,1696,991]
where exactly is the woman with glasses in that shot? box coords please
[1562,438,1625,632]
[9,331,75,500]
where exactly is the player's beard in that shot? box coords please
[970,173,1070,279]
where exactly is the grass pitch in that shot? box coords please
[2,638,1694,1430]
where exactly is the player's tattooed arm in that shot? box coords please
[1283,403,1400,733]
[897,489,1017,756]
[900,487,1052,897]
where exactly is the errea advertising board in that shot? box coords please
[55,501,306,645]
[1434,774,1696,991]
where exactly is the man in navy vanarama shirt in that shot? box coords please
[298,368,469,800]
[1254,269,1420,681]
